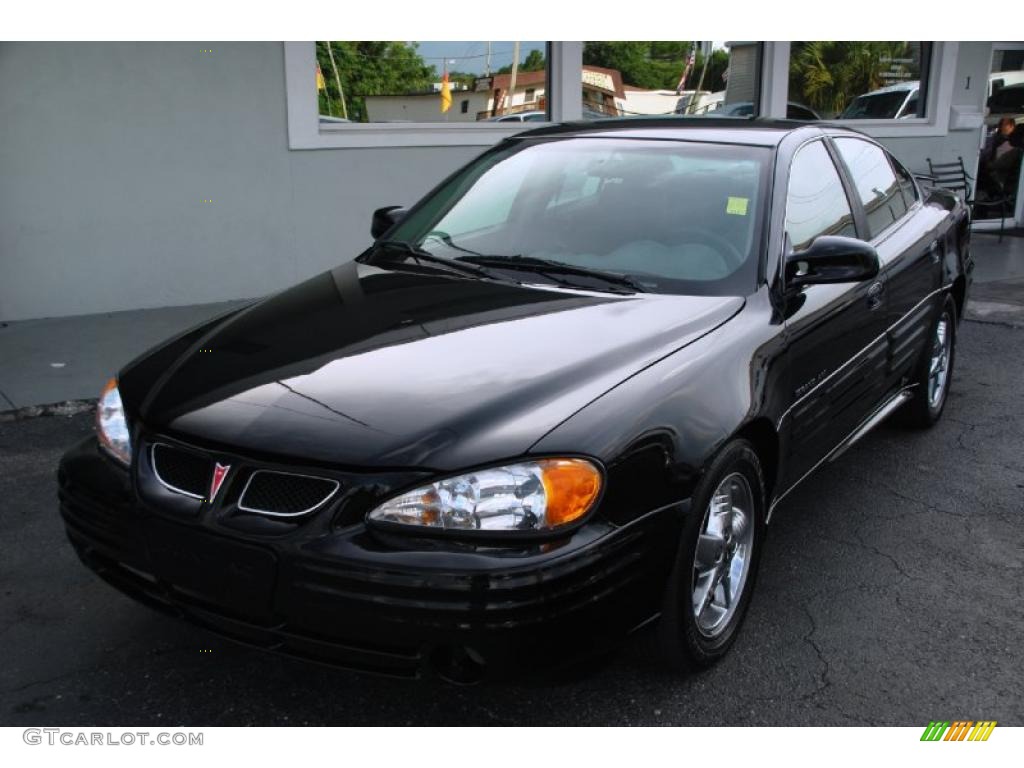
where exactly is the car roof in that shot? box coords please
[512,117,838,147]
[857,81,919,96]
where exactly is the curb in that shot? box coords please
[0,399,96,423]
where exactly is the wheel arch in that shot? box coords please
[950,275,967,325]
[732,417,780,506]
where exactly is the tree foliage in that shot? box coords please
[789,41,920,117]
[316,41,435,122]
[582,42,729,93]
[494,48,547,74]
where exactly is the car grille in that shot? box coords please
[151,443,213,499]
[238,470,340,517]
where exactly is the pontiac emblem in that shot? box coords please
[209,462,231,501]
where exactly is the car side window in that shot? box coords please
[890,154,920,206]
[834,137,908,238]
[785,140,857,253]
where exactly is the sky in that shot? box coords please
[413,41,546,75]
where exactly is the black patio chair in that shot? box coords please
[927,156,1013,242]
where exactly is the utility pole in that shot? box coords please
[506,41,520,117]
[690,43,711,114]
[325,41,348,120]
[485,41,492,76]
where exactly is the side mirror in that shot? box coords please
[785,236,879,289]
[371,206,407,240]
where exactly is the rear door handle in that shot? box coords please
[867,280,884,311]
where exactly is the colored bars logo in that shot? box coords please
[920,721,997,741]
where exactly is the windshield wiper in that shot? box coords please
[458,254,645,294]
[372,240,496,280]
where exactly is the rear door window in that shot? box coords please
[834,137,908,238]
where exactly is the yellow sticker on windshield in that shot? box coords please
[726,196,749,216]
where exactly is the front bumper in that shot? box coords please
[58,436,684,681]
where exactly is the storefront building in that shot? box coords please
[0,41,1018,321]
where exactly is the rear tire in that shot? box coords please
[655,439,766,671]
[900,294,956,428]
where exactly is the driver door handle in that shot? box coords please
[867,280,884,311]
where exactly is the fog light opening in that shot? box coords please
[429,645,486,685]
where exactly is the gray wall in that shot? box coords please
[0,42,482,321]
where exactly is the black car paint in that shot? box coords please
[58,120,972,680]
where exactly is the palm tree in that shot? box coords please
[790,42,917,118]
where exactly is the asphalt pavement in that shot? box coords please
[1,319,1022,727]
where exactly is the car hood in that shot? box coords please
[122,262,743,470]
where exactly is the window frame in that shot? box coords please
[285,41,582,149]
[766,42,959,138]
[826,134,923,244]
[782,138,860,254]
[829,136,910,240]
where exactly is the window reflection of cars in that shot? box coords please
[839,82,919,120]
[487,111,548,123]
[987,83,1024,125]
[705,102,821,120]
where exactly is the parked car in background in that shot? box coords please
[840,81,920,120]
[486,110,547,123]
[61,119,971,683]
[986,82,1024,127]
[989,70,1024,97]
[710,101,822,120]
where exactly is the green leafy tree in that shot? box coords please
[521,48,546,72]
[789,41,920,117]
[495,48,547,74]
[582,42,729,92]
[316,41,435,122]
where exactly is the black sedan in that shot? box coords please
[60,119,972,683]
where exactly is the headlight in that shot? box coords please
[96,378,131,465]
[368,458,602,533]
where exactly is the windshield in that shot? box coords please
[840,90,914,119]
[383,137,769,296]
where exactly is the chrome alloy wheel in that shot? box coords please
[928,311,952,409]
[691,472,755,638]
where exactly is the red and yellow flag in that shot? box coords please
[440,71,452,113]
[316,63,326,91]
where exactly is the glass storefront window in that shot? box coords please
[977,46,1024,222]
[788,42,931,121]
[580,42,760,119]
[314,41,548,124]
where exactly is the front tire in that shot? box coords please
[900,294,957,428]
[655,439,766,671]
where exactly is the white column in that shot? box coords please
[760,41,790,119]
[549,42,583,122]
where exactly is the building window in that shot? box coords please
[580,42,761,119]
[787,42,932,120]
[314,41,548,124]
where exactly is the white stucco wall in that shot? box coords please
[365,90,486,122]
[0,42,484,321]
